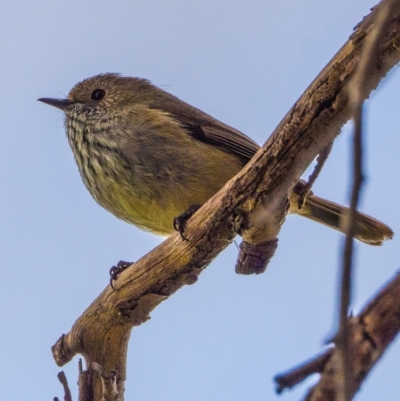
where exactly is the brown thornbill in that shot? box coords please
[39,73,393,245]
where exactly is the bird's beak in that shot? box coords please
[37,98,73,111]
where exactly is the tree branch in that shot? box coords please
[55,371,73,401]
[51,1,400,399]
[338,1,398,399]
[275,348,334,393]
[275,272,400,401]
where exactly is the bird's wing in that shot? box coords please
[148,93,260,161]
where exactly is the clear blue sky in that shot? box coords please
[1,1,399,400]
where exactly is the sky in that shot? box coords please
[1,1,400,400]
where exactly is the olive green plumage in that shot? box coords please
[39,73,393,244]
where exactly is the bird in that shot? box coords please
[38,73,393,249]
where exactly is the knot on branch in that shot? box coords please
[235,238,279,274]
[52,334,77,367]
[117,293,168,324]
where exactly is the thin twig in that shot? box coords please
[57,371,73,401]
[78,358,93,401]
[274,348,333,393]
[297,141,334,209]
[339,1,397,400]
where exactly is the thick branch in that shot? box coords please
[276,272,400,400]
[52,1,400,399]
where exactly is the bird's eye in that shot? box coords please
[91,89,106,101]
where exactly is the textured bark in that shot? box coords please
[304,273,400,401]
[51,1,400,399]
[275,273,400,400]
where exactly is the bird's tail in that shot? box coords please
[292,193,393,245]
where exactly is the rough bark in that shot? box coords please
[275,273,400,401]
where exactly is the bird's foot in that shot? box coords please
[173,204,202,240]
[109,260,133,290]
